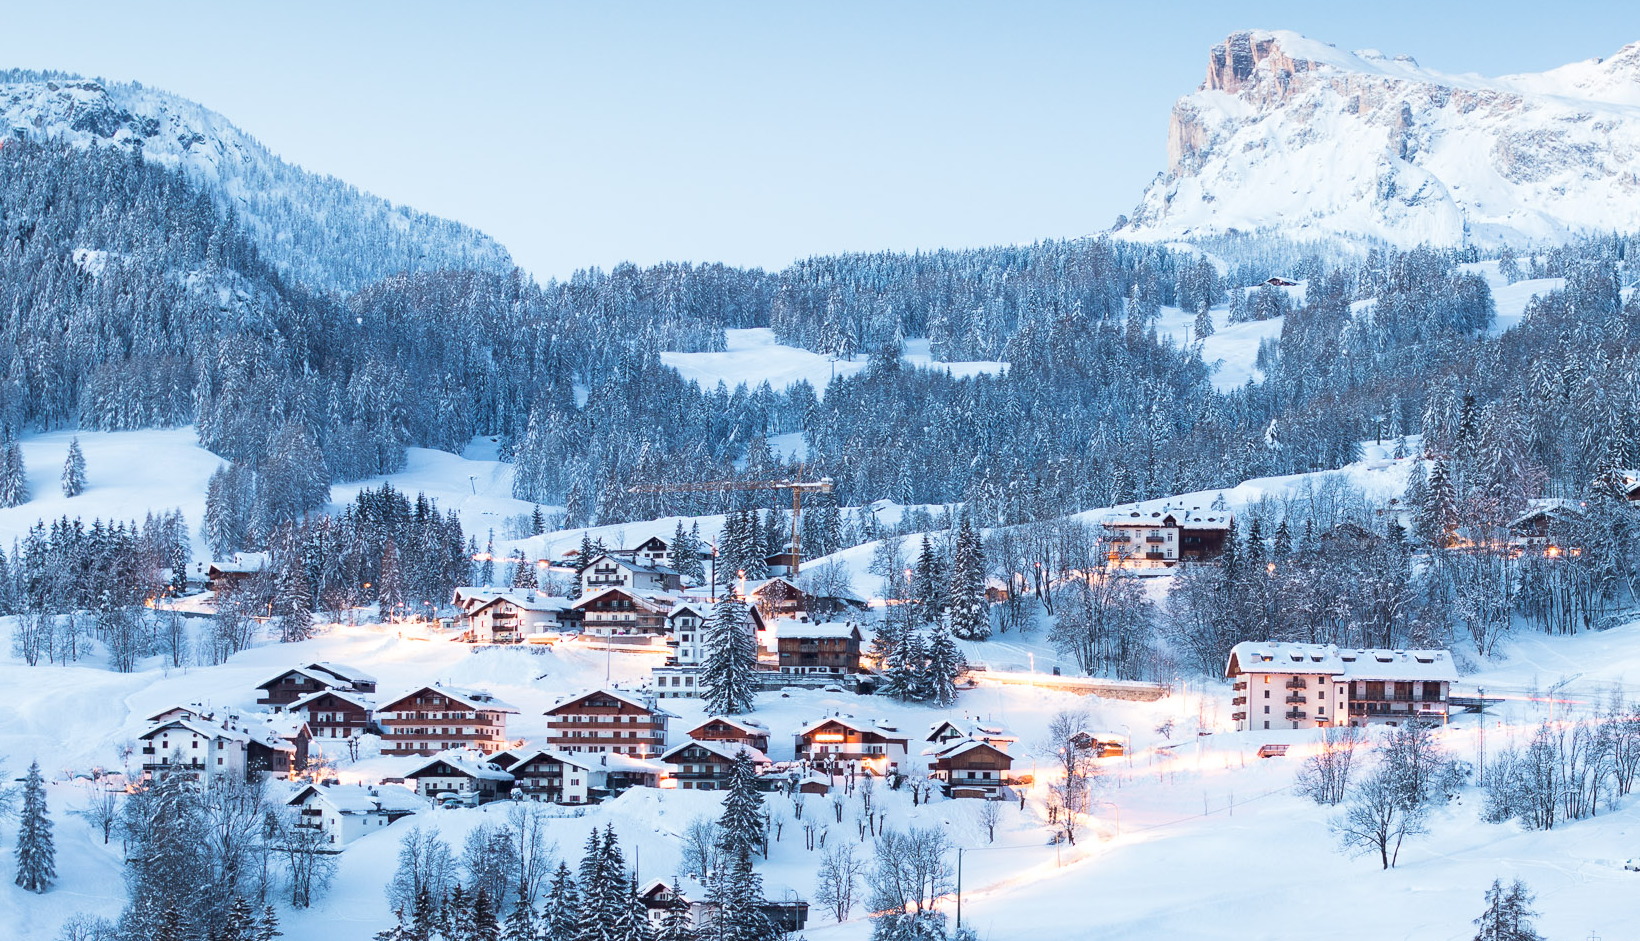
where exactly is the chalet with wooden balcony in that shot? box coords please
[1508,499,1587,554]
[286,689,374,740]
[686,715,771,753]
[926,720,1015,751]
[376,685,518,756]
[285,783,422,846]
[205,551,268,593]
[927,739,1013,798]
[544,689,672,758]
[774,619,864,674]
[579,555,683,596]
[137,708,307,783]
[639,877,809,936]
[464,591,574,643]
[401,750,515,804]
[1101,505,1233,572]
[573,587,673,637]
[488,747,601,804]
[1226,641,1458,732]
[794,715,909,775]
[255,661,378,705]
[660,739,771,790]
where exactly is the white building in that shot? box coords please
[579,555,684,595]
[464,591,574,642]
[285,783,423,846]
[401,749,516,803]
[1226,641,1458,732]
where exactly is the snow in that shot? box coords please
[659,328,1005,397]
[1153,304,1284,391]
[1122,30,1640,249]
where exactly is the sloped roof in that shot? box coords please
[772,618,861,640]
[208,551,269,575]
[662,739,770,764]
[287,689,375,713]
[797,714,909,742]
[288,783,424,815]
[1508,498,1587,530]
[1103,502,1233,531]
[402,750,514,782]
[381,685,519,713]
[500,746,600,772]
[571,586,674,612]
[585,554,682,578]
[1226,641,1458,683]
[690,715,768,736]
[929,739,1013,763]
[546,688,671,716]
[470,592,573,614]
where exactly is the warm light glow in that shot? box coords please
[813,733,846,742]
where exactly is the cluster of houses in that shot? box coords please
[450,535,874,696]
[1225,641,1459,731]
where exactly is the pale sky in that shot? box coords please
[0,1,1635,279]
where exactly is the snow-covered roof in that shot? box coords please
[382,684,519,713]
[585,554,681,578]
[596,753,668,774]
[797,714,909,742]
[499,746,600,772]
[288,783,424,815]
[470,592,573,614]
[287,689,374,712]
[771,618,862,640]
[1103,503,1233,530]
[208,551,269,574]
[545,688,666,716]
[929,739,1013,763]
[256,661,375,691]
[926,719,1014,743]
[1226,641,1458,683]
[668,600,709,618]
[402,750,515,782]
[662,739,770,764]
[690,715,768,735]
[570,586,674,612]
[1508,498,1587,529]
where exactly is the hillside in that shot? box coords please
[1120,30,1640,248]
[0,71,513,291]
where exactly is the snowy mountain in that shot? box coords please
[0,71,512,290]
[1120,30,1640,248]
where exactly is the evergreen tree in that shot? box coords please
[479,531,496,586]
[256,903,282,941]
[13,759,54,893]
[946,515,989,640]
[717,752,768,861]
[472,887,501,941]
[1472,878,1543,941]
[1192,298,1215,339]
[880,619,927,702]
[61,437,86,497]
[700,595,759,715]
[221,896,257,941]
[539,861,580,941]
[921,622,966,707]
[0,441,28,508]
[512,549,539,589]
[911,535,945,623]
[705,848,773,941]
[501,888,535,941]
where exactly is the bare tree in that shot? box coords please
[868,827,953,916]
[1330,768,1428,869]
[973,798,1002,844]
[813,843,866,923]
[506,801,555,905]
[385,826,456,913]
[274,813,336,908]
[75,786,122,844]
[1295,725,1364,805]
[679,816,721,879]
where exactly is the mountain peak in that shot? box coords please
[1123,33,1640,249]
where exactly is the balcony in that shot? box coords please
[1284,694,1306,704]
[1284,710,1307,721]
[1231,697,1246,706]
[1145,535,1167,544]
[1285,678,1307,690]
[1231,712,1247,721]
[1232,681,1247,691]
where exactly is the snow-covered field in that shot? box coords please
[660,328,1006,396]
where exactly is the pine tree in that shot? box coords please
[700,596,758,715]
[447,884,475,941]
[1472,878,1544,941]
[880,619,927,702]
[513,549,539,589]
[1192,298,1215,340]
[539,861,580,941]
[946,515,989,640]
[911,535,944,623]
[922,622,966,707]
[479,531,496,586]
[61,437,86,497]
[501,888,535,941]
[472,887,500,941]
[705,848,772,941]
[13,759,54,892]
[0,441,28,508]
[717,752,767,861]
[221,896,257,941]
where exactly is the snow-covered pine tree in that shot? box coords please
[716,751,767,861]
[61,437,86,497]
[700,595,759,715]
[220,896,257,941]
[539,860,580,941]
[1472,878,1543,941]
[880,622,927,702]
[0,441,28,508]
[13,759,54,892]
[479,531,496,586]
[705,847,773,941]
[1192,298,1215,340]
[946,515,989,640]
[911,535,944,623]
[472,887,500,941]
[513,549,539,590]
[574,827,625,941]
[672,521,705,584]
[501,887,535,941]
[379,538,406,617]
[275,550,315,643]
[446,884,476,941]
[921,622,965,707]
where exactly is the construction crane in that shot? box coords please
[627,476,835,575]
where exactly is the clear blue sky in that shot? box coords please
[0,1,1636,279]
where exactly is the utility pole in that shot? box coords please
[1476,686,1485,787]
[955,847,963,931]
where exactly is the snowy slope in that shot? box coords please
[0,73,512,290]
[1121,30,1640,248]
[660,328,1006,395]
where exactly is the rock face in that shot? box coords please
[1123,30,1640,248]
[0,74,512,291]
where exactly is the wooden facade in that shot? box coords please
[928,741,1013,798]
[545,690,670,758]
[377,686,517,756]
